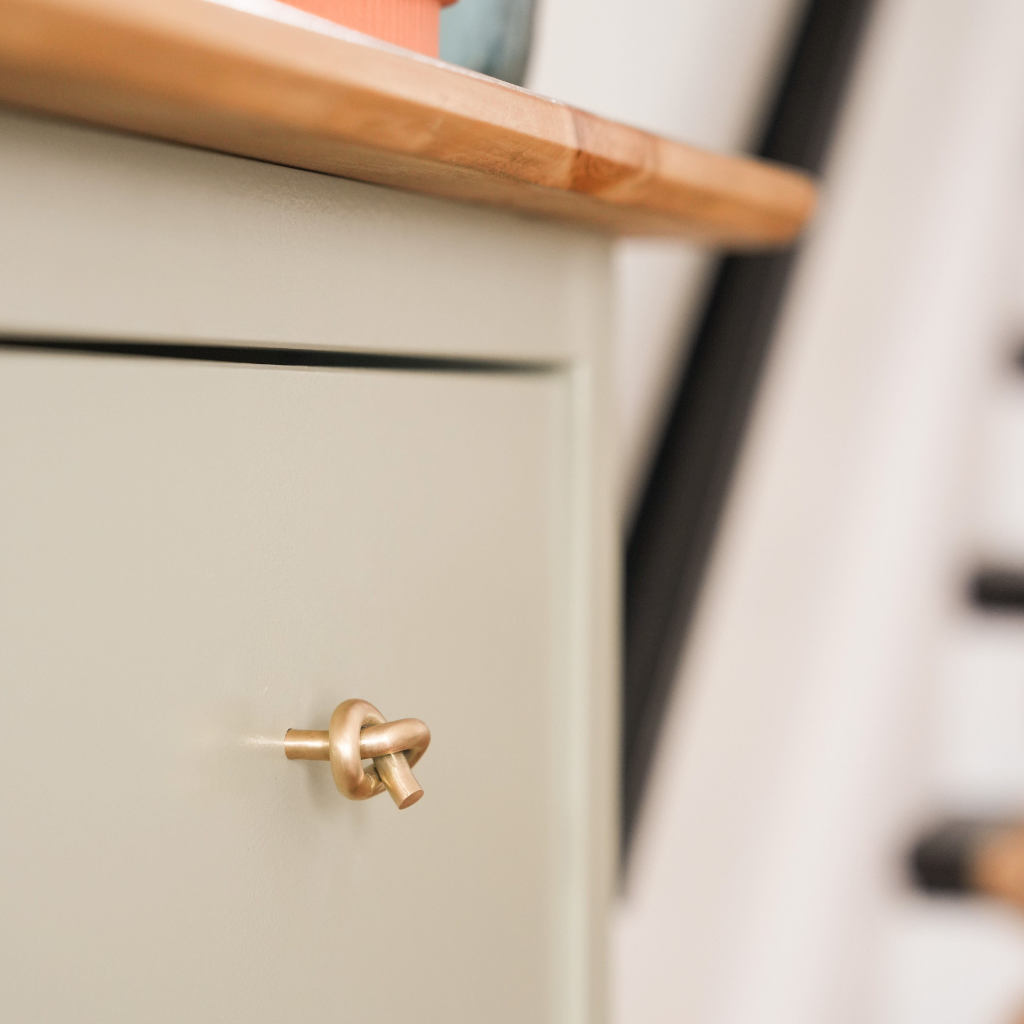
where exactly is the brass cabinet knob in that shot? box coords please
[285,699,430,809]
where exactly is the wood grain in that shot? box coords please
[0,0,816,243]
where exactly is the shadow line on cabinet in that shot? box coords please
[0,337,558,376]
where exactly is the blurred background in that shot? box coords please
[443,0,1024,1022]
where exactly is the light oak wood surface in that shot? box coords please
[0,0,815,243]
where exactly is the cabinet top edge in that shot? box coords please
[0,0,816,243]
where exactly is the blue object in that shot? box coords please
[439,0,536,86]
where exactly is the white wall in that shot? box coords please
[612,1,1024,1022]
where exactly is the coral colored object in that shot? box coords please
[280,0,457,56]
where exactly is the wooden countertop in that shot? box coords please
[0,0,816,244]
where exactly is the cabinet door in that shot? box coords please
[0,348,570,1023]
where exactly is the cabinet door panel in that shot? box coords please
[0,349,568,1023]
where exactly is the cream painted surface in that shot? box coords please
[0,108,609,364]
[0,104,617,1023]
[0,350,569,1022]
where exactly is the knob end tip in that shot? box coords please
[397,788,424,810]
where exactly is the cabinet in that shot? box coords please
[0,107,616,1023]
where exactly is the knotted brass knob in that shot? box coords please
[285,699,430,808]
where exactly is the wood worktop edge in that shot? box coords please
[0,0,816,242]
